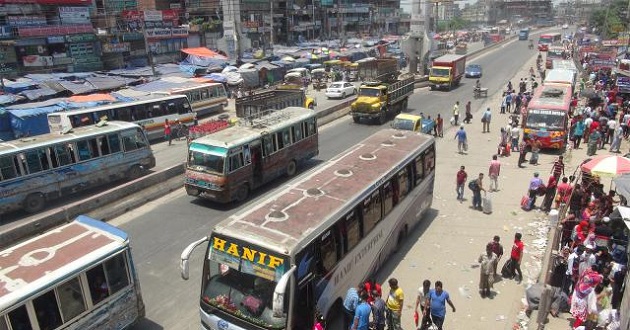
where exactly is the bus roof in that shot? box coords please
[0,215,128,311]
[529,84,572,109]
[0,121,140,155]
[192,107,315,149]
[48,94,189,117]
[151,82,223,95]
[540,33,561,37]
[544,69,575,85]
[552,60,577,71]
[214,129,433,254]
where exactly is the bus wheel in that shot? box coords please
[235,185,249,202]
[185,185,201,196]
[24,193,45,213]
[286,160,297,177]
[127,165,144,180]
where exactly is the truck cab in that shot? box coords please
[392,113,434,134]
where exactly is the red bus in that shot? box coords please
[523,84,572,149]
[538,33,562,51]
[545,46,566,69]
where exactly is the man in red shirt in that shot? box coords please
[456,165,467,202]
[510,232,525,283]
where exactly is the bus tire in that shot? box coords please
[235,184,249,202]
[286,160,297,177]
[24,193,45,213]
[185,185,201,196]
[127,165,144,180]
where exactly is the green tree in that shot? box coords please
[589,0,629,38]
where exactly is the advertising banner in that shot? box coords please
[22,54,53,67]
[145,28,172,38]
[102,42,130,53]
[7,15,46,26]
[59,6,90,24]
[618,76,630,93]
[143,10,162,22]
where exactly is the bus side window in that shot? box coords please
[0,156,18,181]
[47,147,59,168]
[167,102,177,115]
[108,134,122,153]
[293,124,303,142]
[86,265,110,305]
[67,143,77,164]
[423,147,435,174]
[24,149,49,174]
[152,105,162,117]
[274,132,284,151]
[342,211,361,254]
[33,289,63,329]
[362,191,382,234]
[118,108,132,122]
[56,276,86,322]
[7,305,31,330]
[103,253,130,294]
[317,229,338,274]
[414,155,424,185]
[0,316,8,330]
[382,181,394,216]
[52,144,73,167]
[282,129,291,146]
[262,135,274,157]
[76,140,93,161]
[202,89,209,99]
[134,129,149,148]
[229,152,244,172]
[121,131,139,151]
[398,167,409,199]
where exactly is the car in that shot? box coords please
[465,64,483,78]
[562,23,569,29]
[325,82,356,99]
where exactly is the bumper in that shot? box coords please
[351,111,380,119]
[429,81,452,89]
[184,181,230,203]
[325,91,345,98]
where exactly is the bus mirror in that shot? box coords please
[180,237,209,280]
[272,265,296,318]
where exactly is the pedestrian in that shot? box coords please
[488,155,501,192]
[385,278,404,330]
[518,139,529,168]
[505,92,512,113]
[587,128,601,156]
[432,115,438,137]
[509,232,525,283]
[527,172,544,210]
[371,290,386,330]
[551,155,565,182]
[425,281,456,330]
[456,165,467,201]
[572,116,585,149]
[453,101,460,126]
[489,235,504,278]
[414,280,432,330]
[609,124,623,153]
[436,114,444,137]
[350,290,371,330]
[514,92,522,113]
[529,138,541,165]
[454,126,468,154]
[363,278,382,304]
[510,124,520,151]
[464,101,472,124]
[481,108,491,133]
[164,119,172,146]
[471,172,485,210]
[541,175,557,212]
[343,284,360,330]
[478,243,497,298]
[500,95,507,114]
[555,177,572,209]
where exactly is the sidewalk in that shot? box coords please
[378,46,562,330]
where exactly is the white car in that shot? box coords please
[325,82,356,99]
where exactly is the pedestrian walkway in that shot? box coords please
[377,48,565,330]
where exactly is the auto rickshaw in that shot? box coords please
[323,59,342,73]
[311,68,328,91]
[346,62,359,81]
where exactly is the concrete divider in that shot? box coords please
[0,32,529,244]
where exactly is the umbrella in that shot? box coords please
[581,155,630,177]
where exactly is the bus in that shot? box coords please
[523,84,572,149]
[180,129,436,330]
[184,107,319,203]
[545,46,567,69]
[538,33,562,51]
[0,215,145,330]
[0,121,155,214]
[544,68,577,93]
[151,83,228,118]
[47,95,195,141]
[518,28,530,41]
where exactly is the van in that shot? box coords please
[392,113,434,134]
[286,68,312,84]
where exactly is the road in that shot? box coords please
[104,32,550,330]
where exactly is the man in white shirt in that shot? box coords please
[510,124,520,152]
[606,118,617,145]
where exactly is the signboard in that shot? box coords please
[0,26,13,39]
[102,42,130,53]
[618,76,630,93]
[7,15,46,26]
[143,10,162,22]
[208,236,286,281]
[145,28,172,38]
[65,33,96,43]
[18,24,92,37]
[171,27,188,37]
[0,0,90,4]
[22,55,53,67]
[47,36,66,44]
[59,6,90,24]
[602,40,619,47]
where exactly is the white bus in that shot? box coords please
[152,83,228,118]
[0,215,145,330]
[0,121,155,215]
[180,129,436,330]
[47,95,195,141]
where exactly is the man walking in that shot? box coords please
[350,290,371,330]
[453,101,460,126]
[481,108,492,133]
[510,232,525,283]
[505,92,512,113]
[385,278,404,330]
[510,124,520,151]
[454,126,468,154]
[425,281,456,330]
[527,172,544,210]
[551,155,565,182]
[488,155,501,192]
[489,235,504,278]
[471,173,485,211]
[478,243,497,298]
[456,165,467,201]
[371,290,386,330]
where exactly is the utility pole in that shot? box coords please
[270,0,274,55]
[141,22,157,77]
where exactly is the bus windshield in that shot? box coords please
[430,68,450,77]
[539,36,553,44]
[526,110,566,130]
[203,240,288,329]
[188,145,226,174]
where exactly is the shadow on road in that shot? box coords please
[132,317,164,330]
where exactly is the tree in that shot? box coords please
[589,0,629,38]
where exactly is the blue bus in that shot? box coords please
[0,121,155,214]
[519,28,530,40]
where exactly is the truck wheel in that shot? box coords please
[429,86,435,91]
[185,185,201,196]
[378,111,387,125]
[352,116,360,124]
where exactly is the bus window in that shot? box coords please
[414,155,424,184]
[167,102,178,115]
[274,132,284,151]
[151,104,163,117]
[118,108,132,122]
[33,290,62,329]
[382,181,394,215]
[424,148,435,174]
[23,149,46,174]
[201,89,209,99]
[53,144,74,167]
[57,277,86,321]
[398,167,410,199]
[317,229,338,274]
[0,317,8,330]
[76,140,93,161]
[229,152,244,172]
[87,265,110,305]
[0,156,19,181]
[108,134,122,154]
[282,129,291,146]
[343,211,361,253]
[7,305,31,330]
[292,124,303,142]
[103,253,130,294]
[362,191,382,233]
[262,135,274,156]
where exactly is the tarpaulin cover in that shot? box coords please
[85,76,136,91]
[0,94,19,106]
[182,47,228,67]
[67,93,116,103]
[7,105,64,137]
[2,82,38,94]
[202,73,228,83]
[20,87,58,101]
[182,47,228,59]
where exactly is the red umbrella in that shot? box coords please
[580,155,630,177]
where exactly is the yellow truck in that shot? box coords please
[350,75,415,124]
[428,54,467,91]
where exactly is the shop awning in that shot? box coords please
[181,47,228,59]
[67,93,116,103]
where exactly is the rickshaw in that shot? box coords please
[346,62,359,81]
[311,68,328,90]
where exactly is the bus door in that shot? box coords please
[248,141,263,186]
[294,245,318,330]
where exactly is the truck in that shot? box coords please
[519,28,530,40]
[428,54,466,91]
[235,87,316,117]
[350,75,415,125]
[356,57,398,82]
